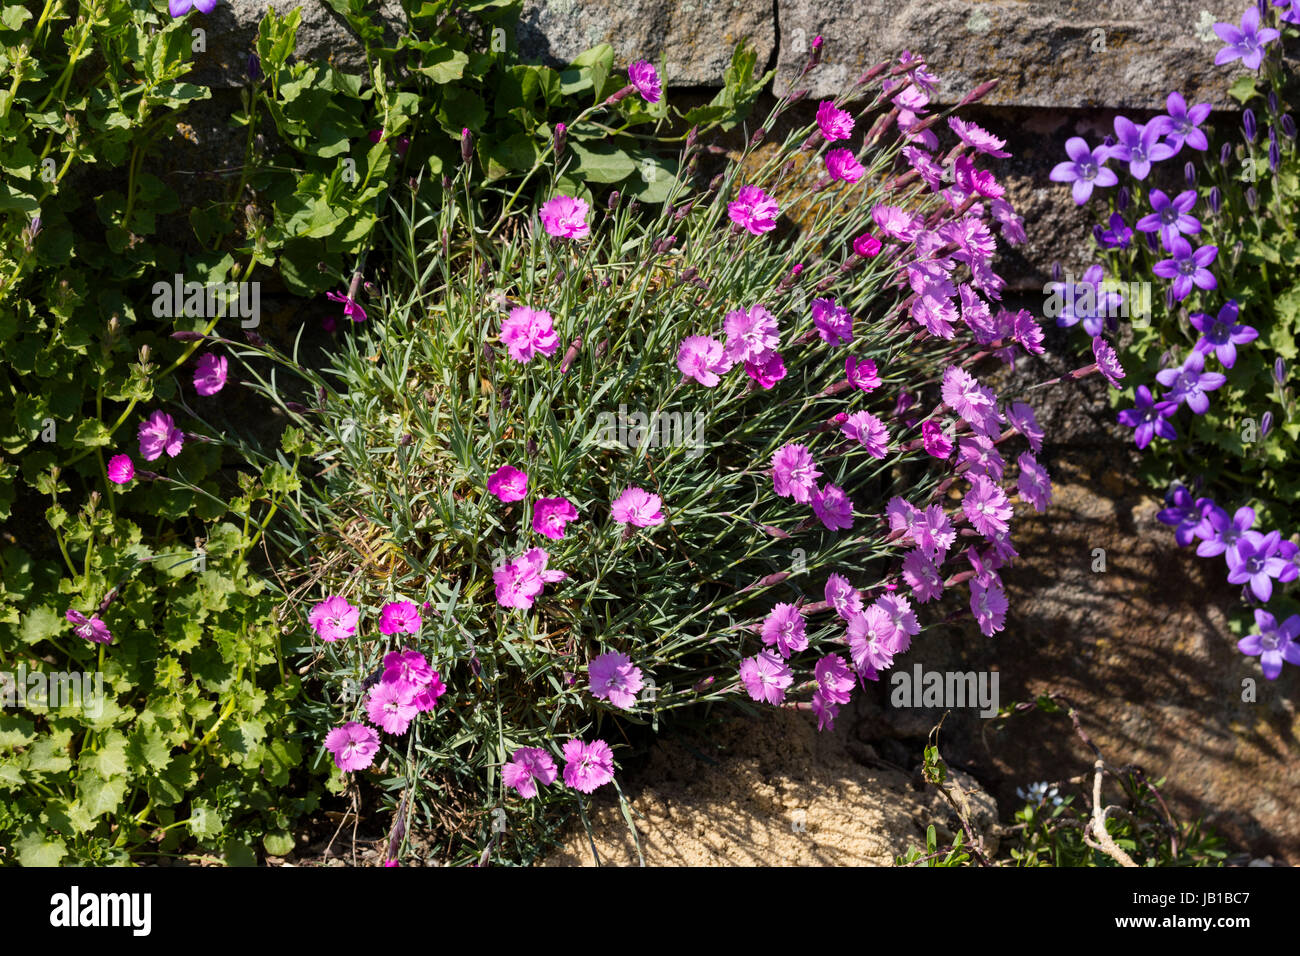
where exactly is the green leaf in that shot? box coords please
[78,774,128,818]
[1228,74,1259,105]
[18,605,64,645]
[263,830,295,856]
[1,5,33,29]
[417,47,469,84]
[79,730,130,779]
[14,829,66,867]
[567,138,637,183]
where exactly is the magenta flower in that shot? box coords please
[1117,385,1178,449]
[106,454,135,485]
[1152,236,1217,301]
[941,366,995,425]
[500,306,559,363]
[379,600,422,636]
[812,483,854,531]
[533,496,579,540]
[410,671,447,712]
[841,411,889,458]
[739,650,793,705]
[963,475,1013,537]
[325,290,367,323]
[169,0,217,15]
[494,547,567,610]
[627,60,662,103]
[1135,189,1201,250]
[825,573,863,621]
[811,297,853,345]
[727,185,779,236]
[503,747,558,798]
[588,651,644,709]
[1050,137,1118,204]
[913,504,956,562]
[367,681,419,735]
[872,204,922,242]
[953,155,1003,199]
[1237,609,1300,680]
[825,148,865,183]
[1092,337,1125,389]
[309,594,359,642]
[1189,300,1257,369]
[958,435,1005,483]
[1106,116,1175,180]
[193,353,228,395]
[761,602,808,659]
[876,594,919,652]
[723,304,780,364]
[1016,453,1052,513]
[853,233,883,257]
[1213,7,1279,71]
[1154,351,1226,415]
[847,607,896,680]
[815,654,855,705]
[921,420,953,459]
[611,487,664,527]
[382,648,434,689]
[677,334,732,386]
[1005,401,1043,453]
[562,738,615,793]
[948,117,1010,158]
[970,579,1008,637]
[487,465,529,502]
[65,609,113,645]
[811,691,839,731]
[1159,92,1211,153]
[324,722,380,772]
[902,549,944,603]
[845,356,881,392]
[816,100,855,141]
[744,350,787,389]
[137,410,184,461]
[772,443,820,504]
[539,195,591,239]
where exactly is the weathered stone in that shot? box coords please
[516,0,777,87]
[773,0,1253,108]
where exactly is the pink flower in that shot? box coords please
[562,738,615,793]
[308,595,359,642]
[494,547,567,610]
[487,465,529,502]
[588,651,644,709]
[816,100,854,141]
[723,305,780,364]
[367,681,419,735]
[106,454,135,485]
[872,204,922,242]
[727,185,779,236]
[500,306,559,363]
[811,690,840,731]
[739,650,793,705]
[65,609,113,645]
[1006,401,1043,453]
[825,148,865,183]
[503,747,557,798]
[970,579,1008,636]
[677,335,732,386]
[841,411,889,458]
[948,117,1010,158]
[761,602,808,659]
[825,573,863,620]
[876,593,918,652]
[611,487,664,527]
[193,353,228,395]
[410,671,447,712]
[379,600,422,636]
[326,290,367,323]
[815,653,855,705]
[963,475,1014,538]
[853,233,882,257]
[324,722,380,772]
[382,648,434,688]
[1016,452,1052,513]
[902,549,944,603]
[772,443,820,504]
[628,60,662,103]
[137,410,184,461]
[921,420,953,459]
[533,496,579,539]
[847,607,896,680]
[811,297,853,345]
[845,356,881,392]
[941,366,995,425]
[540,195,590,239]
[812,483,854,531]
[744,350,787,389]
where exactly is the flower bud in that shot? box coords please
[1246,186,1258,210]
[607,190,620,209]
[1275,357,1287,385]
[1268,91,1279,115]
[1260,410,1273,437]
[1281,114,1298,140]
[1270,140,1280,171]
[1220,142,1232,165]
[1243,108,1257,143]
[1208,185,1222,213]
[553,122,567,160]
[460,127,473,165]
[1184,162,1196,189]
[1116,186,1130,211]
